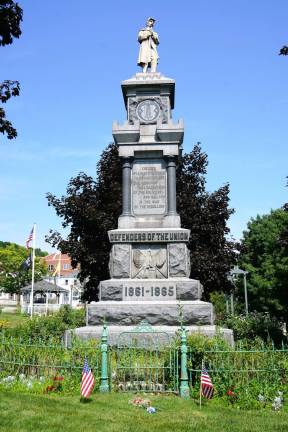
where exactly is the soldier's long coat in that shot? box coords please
[137,29,159,66]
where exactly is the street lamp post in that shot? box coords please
[229,266,249,316]
[243,271,248,316]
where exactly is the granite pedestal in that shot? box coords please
[73,72,233,345]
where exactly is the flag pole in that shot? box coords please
[199,358,203,409]
[58,252,61,278]
[29,223,36,318]
[58,252,61,306]
[45,286,49,316]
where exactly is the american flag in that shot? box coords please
[201,364,214,399]
[81,358,95,398]
[26,226,34,249]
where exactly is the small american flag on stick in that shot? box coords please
[201,363,214,400]
[26,226,34,249]
[81,358,95,399]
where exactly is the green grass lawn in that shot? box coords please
[0,311,29,328]
[1,392,288,432]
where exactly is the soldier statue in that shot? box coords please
[137,17,159,73]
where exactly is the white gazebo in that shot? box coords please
[21,280,70,315]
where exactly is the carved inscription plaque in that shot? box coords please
[132,160,166,216]
[123,281,177,301]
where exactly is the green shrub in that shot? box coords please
[186,331,231,352]
[3,305,85,342]
[218,312,285,346]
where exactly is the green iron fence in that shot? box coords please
[110,321,179,394]
[187,343,288,396]
[1,324,288,399]
[0,331,101,381]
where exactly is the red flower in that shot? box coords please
[45,385,55,393]
[227,389,235,397]
[53,376,64,381]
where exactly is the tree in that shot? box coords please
[46,143,236,302]
[279,46,288,56]
[177,144,237,298]
[0,0,23,140]
[0,241,47,300]
[46,144,122,301]
[238,208,288,326]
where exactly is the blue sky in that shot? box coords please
[0,0,287,252]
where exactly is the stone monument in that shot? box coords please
[74,19,233,344]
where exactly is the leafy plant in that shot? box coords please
[3,305,85,341]
[238,208,288,328]
[218,312,285,346]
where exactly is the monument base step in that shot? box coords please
[87,300,214,326]
[66,325,234,346]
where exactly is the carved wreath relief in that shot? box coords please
[136,99,160,122]
[132,244,167,279]
[128,96,169,125]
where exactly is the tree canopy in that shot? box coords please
[0,0,23,140]
[279,46,288,56]
[46,143,236,302]
[0,241,47,296]
[238,208,288,326]
[177,144,236,297]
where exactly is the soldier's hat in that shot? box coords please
[147,17,156,23]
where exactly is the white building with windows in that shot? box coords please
[45,270,83,307]
[43,253,83,308]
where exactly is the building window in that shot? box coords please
[63,263,70,270]
[48,264,54,271]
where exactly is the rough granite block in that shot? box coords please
[87,301,213,326]
[176,280,203,300]
[100,282,123,301]
[109,244,130,278]
[168,243,189,277]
